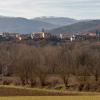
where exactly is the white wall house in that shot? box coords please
[70,35,75,42]
[31,32,51,39]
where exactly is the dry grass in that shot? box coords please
[0,96,100,100]
[0,85,100,100]
[0,85,100,96]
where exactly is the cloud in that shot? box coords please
[0,0,100,19]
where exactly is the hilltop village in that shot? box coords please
[0,31,100,44]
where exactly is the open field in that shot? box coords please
[0,85,100,96]
[0,87,68,96]
[0,96,100,100]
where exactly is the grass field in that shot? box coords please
[0,85,100,100]
[0,96,100,100]
[0,85,100,96]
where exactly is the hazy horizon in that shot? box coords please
[0,0,100,20]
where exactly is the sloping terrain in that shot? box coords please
[50,20,100,35]
[0,16,79,34]
[33,17,78,26]
[0,17,57,34]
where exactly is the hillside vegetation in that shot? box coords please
[50,20,100,34]
[0,16,78,34]
[0,17,57,34]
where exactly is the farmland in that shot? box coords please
[0,96,100,100]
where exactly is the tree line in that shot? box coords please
[0,42,100,91]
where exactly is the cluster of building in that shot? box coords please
[0,32,53,42]
[0,31,100,42]
[29,31,100,42]
[60,32,100,41]
[0,32,22,41]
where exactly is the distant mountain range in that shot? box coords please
[0,16,78,34]
[50,20,100,35]
[33,17,78,27]
[0,16,100,35]
[0,17,57,34]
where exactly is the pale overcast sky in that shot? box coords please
[0,0,100,19]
